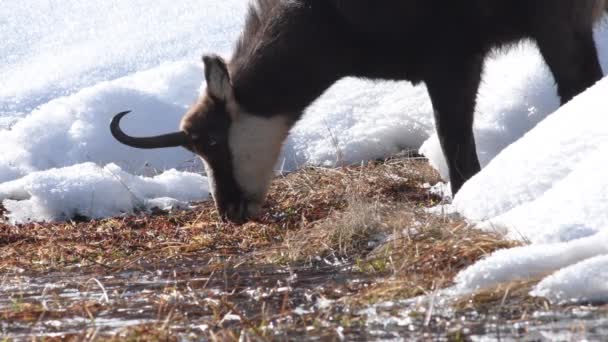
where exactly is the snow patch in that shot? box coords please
[531,254,608,305]
[450,72,608,303]
[0,163,208,224]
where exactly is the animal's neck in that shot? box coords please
[229,0,351,122]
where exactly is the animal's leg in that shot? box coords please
[425,56,484,195]
[536,27,603,104]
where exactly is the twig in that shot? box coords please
[84,278,110,304]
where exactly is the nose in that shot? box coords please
[218,200,262,223]
[221,202,249,223]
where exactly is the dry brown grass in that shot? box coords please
[332,201,517,303]
[454,278,551,317]
[0,158,445,272]
[0,156,520,339]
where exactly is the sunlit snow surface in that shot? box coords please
[2,1,608,303]
[451,76,608,304]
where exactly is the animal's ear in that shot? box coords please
[203,54,232,102]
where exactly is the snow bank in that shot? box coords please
[531,254,608,305]
[451,74,608,304]
[0,0,246,119]
[454,231,608,292]
[0,62,204,181]
[0,163,207,224]
[284,79,435,169]
[453,76,608,243]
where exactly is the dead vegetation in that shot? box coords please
[0,156,527,339]
[0,157,449,272]
[455,279,550,315]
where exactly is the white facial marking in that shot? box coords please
[202,159,217,201]
[228,111,290,202]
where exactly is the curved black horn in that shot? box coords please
[110,111,188,149]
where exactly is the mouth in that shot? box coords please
[219,199,262,223]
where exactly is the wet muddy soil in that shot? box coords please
[2,258,607,341]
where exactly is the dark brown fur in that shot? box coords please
[229,0,605,193]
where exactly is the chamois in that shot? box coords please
[112,0,606,222]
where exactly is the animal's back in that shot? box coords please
[329,0,606,46]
